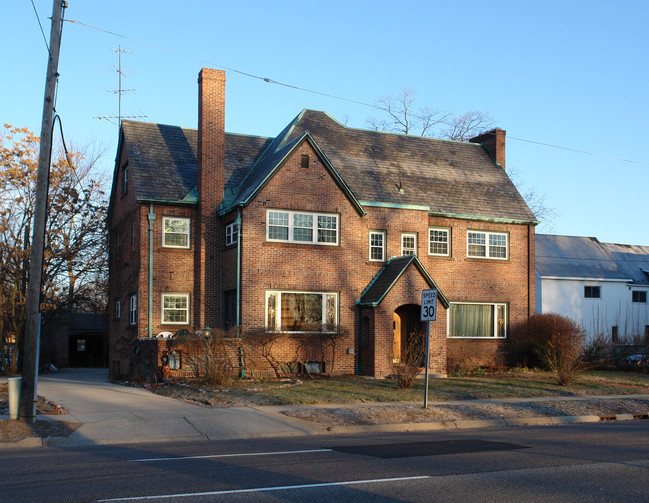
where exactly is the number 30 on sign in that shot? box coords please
[420,289,437,321]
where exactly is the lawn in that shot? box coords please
[151,370,649,408]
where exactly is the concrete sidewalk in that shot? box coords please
[25,368,325,446]
[2,368,648,447]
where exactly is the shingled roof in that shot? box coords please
[118,121,270,204]
[536,234,649,285]
[357,255,449,307]
[116,111,536,223]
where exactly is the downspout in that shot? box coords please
[528,224,534,318]
[147,205,156,338]
[236,207,244,378]
[236,208,242,327]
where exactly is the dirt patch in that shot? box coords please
[282,399,649,426]
[0,382,79,443]
[0,419,80,442]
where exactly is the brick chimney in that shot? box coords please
[469,128,506,169]
[196,68,226,330]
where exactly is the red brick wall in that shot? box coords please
[372,267,448,377]
[108,147,142,378]
[232,141,533,376]
[196,68,226,331]
[110,124,534,379]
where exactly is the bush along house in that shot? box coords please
[107,68,537,381]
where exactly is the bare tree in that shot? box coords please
[365,90,556,227]
[506,166,558,231]
[0,124,108,372]
[365,89,494,140]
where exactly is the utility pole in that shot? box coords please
[20,0,66,422]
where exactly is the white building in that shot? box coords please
[535,234,649,341]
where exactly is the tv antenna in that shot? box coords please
[94,46,147,126]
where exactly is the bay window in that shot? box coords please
[266,290,338,332]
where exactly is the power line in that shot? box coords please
[65,18,649,167]
[30,0,50,53]
[507,136,649,167]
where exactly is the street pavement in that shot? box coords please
[2,368,649,448]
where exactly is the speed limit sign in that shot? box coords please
[420,289,437,321]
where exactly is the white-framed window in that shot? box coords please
[225,221,238,246]
[369,230,386,262]
[429,227,450,256]
[632,291,647,303]
[401,232,417,256]
[161,293,190,325]
[115,300,121,319]
[467,230,508,259]
[265,290,338,332]
[448,302,507,339]
[123,165,128,194]
[129,295,137,326]
[266,209,339,246]
[585,286,601,299]
[162,217,190,249]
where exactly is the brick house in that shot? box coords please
[107,68,537,380]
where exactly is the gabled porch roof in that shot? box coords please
[356,255,450,308]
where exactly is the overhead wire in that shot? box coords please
[30,0,50,53]
[64,18,649,167]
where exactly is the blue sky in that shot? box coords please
[4,0,648,244]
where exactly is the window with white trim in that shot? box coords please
[161,293,190,324]
[115,300,121,319]
[129,295,137,326]
[401,232,417,256]
[162,217,190,249]
[369,230,386,262]
[266,210,339,245]
[225,221,238,246]
[448,302,507,338]
[467,230,508,259]
[632,291,647,303]
[123,165,128,194]
[429,227,450,256]
[265,290,338,332]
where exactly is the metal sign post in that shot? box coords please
[421,289,437,408]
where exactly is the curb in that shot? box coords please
[1,411,648,449]
[0,437,44,449]
[315,412,648,436]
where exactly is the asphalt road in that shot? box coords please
[2,421,649,502]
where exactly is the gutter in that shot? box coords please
[147,205,156,338]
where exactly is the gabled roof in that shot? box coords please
[357,255,450,308]
[266,110,536,222]
[224,131,365,215]
[536,234,649,285]
[114,111,536,223]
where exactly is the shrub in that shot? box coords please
[391,331,425,389]
[169,329,238,385]
[512,314,586,385]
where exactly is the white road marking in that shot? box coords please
[97,476,430,501]
[129,448,333,462]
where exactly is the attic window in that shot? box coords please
[123,165,129,194]
[301,154,310,169]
